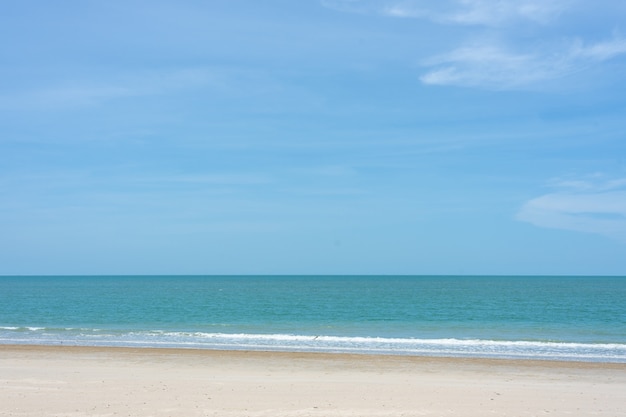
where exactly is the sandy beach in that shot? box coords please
[1,345,625,417]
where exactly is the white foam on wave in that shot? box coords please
[1,328,625,362]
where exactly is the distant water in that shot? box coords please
[1,276,625,362]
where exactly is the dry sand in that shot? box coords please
[1,345,625,416]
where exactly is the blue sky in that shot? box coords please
[2,0,626,275]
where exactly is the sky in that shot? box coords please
[1,0,626,275]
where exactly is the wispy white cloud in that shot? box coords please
[442,0,570,26]
[420,36,626,89]
[517,175,626,241]
[321,0,570,26]
[133,173,273,186]
[0,85,137,110]
[0,170,274,200]
[419,43,556,88]
[0,68,221,111]
[547,174,626,192]
[322,0,626,89]
[570,36,626,61]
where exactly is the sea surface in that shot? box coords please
[1,275,625,362]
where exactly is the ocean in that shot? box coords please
[1,275,625,362]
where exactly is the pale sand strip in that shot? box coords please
[1,345,625,417]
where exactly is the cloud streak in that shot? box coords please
[420,36,626,89]
[322,0,626,89]
[384,0,570,25]
[449,0,570,26]
[0,68,224,111]
[322,0,570,25]
[517,175,626,241]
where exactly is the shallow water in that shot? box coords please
[1,275,625,362]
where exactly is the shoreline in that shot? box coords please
[2,339,626,364]
[2,344,625,416]
[2,343,626,368]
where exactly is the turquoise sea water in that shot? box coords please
[1,276,625,362]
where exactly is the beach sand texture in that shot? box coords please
[1,345,625,417]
